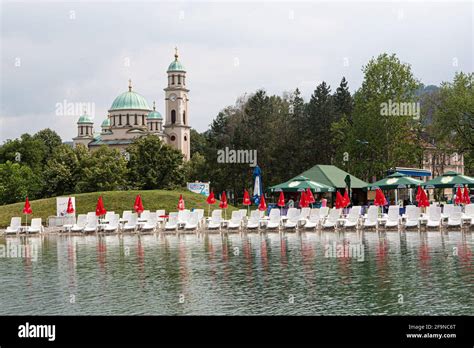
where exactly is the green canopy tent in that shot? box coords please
[268,165,367,207]
[268,175,335,193]
[298,165,368,189]
[422,171,474,189]
[366,172,423,204]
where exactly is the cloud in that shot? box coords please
[0,1,472,142]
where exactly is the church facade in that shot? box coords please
[73,49,190,161]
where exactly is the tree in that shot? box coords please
[75,146,128,193]
[43,144,80,196]
[334,77,353,123]
[127,136,185,189]
[184,152,207,182]
[0,134,46,172]
[305,81,335,164]
[432,72,474,175]
[0,161,42,204]
[32,129,62,162]
[269,89,306,177]
[333,53,422,181]
[190,128,208,158]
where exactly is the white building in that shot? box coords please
[73,49,190,160]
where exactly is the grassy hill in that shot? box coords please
[0,190,237,227]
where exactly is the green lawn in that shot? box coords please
[0,190,236,227]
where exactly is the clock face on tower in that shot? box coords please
[169,94,177,102]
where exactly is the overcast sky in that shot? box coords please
[0,1,472,142]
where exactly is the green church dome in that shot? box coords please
[168,60,185,72]
[77,112,93,124]
[147,111,162,119]
[110,81,151,111]
[167,48,186,72]
[101,118,110,127]
[147,101,162,119]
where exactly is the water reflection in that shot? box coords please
[242,235,253,283]
[301,235,316,292]
[280,235,287,267]
[66,237,77,290]
[97,236,107,273]
[0,230,472,315]
[418,236,431,276]
[137,237,145,288]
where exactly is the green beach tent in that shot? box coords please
[422,171,474,189]
[297,165,368,189]
[268,175,335,193]
[366,172,423,190]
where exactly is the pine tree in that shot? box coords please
[305,82,335,164]
[334,77,353,123]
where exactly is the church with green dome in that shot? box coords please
[73,49,191,161]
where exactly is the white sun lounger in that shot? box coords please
[322,208,342,229]
[71,214,87,233]
[404,205,420,229]
[363,206,378,229]
[462,205,474,226]
[245,210,260,230]
[319,207,330,223]
[207,210,222,230]
[447,211,462,228]
[104,214,120,233]
[442,204,454,220]
[227,211,242,230]
[103,211,115,223]
[164,212,179,231]
[140,210,151,222]
[300,207,311,220]
[426,206,442,229]
[177,209,191,228]
[266,209,281,229]
[83,215,98,233]
[184,211,200,231]
[121,210,132,224]
[304,209,320,230]
[155,209,166,227]
[26,218,43,234]
[122,213,138,232]
[341,206,361,229]
[239,209,248,219]
[283,208,300,229]
[193,209,205,227]
[385,205,400,229]
[6,217,21,234]
[141,212,157,232]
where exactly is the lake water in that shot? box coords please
[0,230,472,315]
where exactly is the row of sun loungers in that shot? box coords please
[5,217,44,234]
[4,204,474,235]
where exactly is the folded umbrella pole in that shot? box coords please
[277,191,285,213]
[219,191,228,220]
[243,189,251,217]
[206,190,216,217]
[178,194,185,211]
[23,196,32,233]
[134,194,144,216]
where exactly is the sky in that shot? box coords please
[0,0,472,142]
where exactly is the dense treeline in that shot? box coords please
[1,53,472,205]
[0,133,187,205]
[188,53,473,198]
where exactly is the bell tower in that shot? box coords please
[163,47,190,161]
